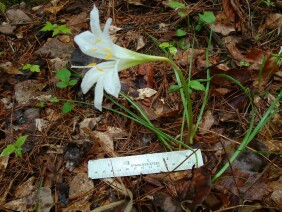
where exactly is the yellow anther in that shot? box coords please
[96,67,104,72]
[93,39,102,44]
[88,48,98,53]
[104,53,112,60]
[103,48,112,53]
[87,63,97,67]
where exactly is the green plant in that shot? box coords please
[22,63,41,72]
[0,51,4,56]
[240,61,251,67]
[166,0,188,17]
[261,0,275,7]
[1,135,28,157]
[56,68,78,88]
[169,79,205,93]
[62,102,74,114]
[0,2,5,13]
[176,28,186,37]
[159,42,177,56]
[272,51,282,65]
[196,11,216,31]
[36,101,45,107]
[40,21,72,37]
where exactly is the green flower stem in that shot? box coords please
[191,28,212,140]
[165,58,193,144]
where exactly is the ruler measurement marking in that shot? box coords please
[88,150,203,179]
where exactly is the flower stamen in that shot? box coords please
[88,48,98,53]
[93,39,102,44]
[104,54,112,60]
[96,67,104,72]
[87,63,97,67]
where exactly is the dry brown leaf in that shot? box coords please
[0,62,23,75]
[14,177,36,198]
[135,88,157,100]
[14,80,50,104]
[44,5,64,14]
[103,178,133,212]
[199,110,215,134]
[270,180,282,208]
[0,156,9,182]
[213,12,236,36]
[126,0,143,6]
[57,35,71,43]
[4,187,54,212]
[213,88,230,96]
[69,172,94,201]
[265,13,282,30]
[222,0,237,22]
[136,35,145,50]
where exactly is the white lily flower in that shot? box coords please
[72,5,168,110]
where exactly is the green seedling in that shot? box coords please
[49,97,59,103]
[196,11,216,31]
[0,51,4,56]
[272,51,282,65]
[1,135,28,157]
[22,63,40,73]
[166,0,189,17]
[177,38,190,50]
[40,21,72,37]
[176,29,187,37]
[62,102,74,114]
[159,42,177,56]
[36,101,45,108]
[169,79,205,93]
[240,61,251,67]
[254,34,262,41]
[56,68,78,88]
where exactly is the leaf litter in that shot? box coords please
[0,0,281,211]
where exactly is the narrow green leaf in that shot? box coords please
[1,145,16,156]
[62,102,74,114]
[15,135,28,147]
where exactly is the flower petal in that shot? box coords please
[90,5,103,36]
[94,77,104,111]
[102,17,112,40]
[103,62,121,97]
[74,31,117,61]
[81,61,118,93]
[81,66,104,94]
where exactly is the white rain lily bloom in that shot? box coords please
[72,5,168,110]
